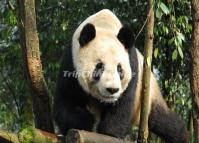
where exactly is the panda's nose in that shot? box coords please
[106,88,119,94]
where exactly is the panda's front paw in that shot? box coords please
[97,122,127,139]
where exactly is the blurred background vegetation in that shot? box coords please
[0,0,193,142]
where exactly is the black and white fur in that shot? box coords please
[53,9,189,143]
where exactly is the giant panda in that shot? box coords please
[53,9,189,143]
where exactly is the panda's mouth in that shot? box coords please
[101,94,116,99]
[93,86,120,103]
[100,96,118,103]
[98,92,120,103]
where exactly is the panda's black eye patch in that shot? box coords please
[92,62,104,81]
[117,63,124,80]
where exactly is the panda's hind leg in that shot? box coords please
[148,97,189,143]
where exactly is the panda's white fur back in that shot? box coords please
[132,50,167,125]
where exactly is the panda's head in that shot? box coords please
[73,23,134,103]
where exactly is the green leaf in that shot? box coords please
[163,26,168,34]
[160,2,169,15]
[177,46,184,59]
[172,49,178,61]
[155,8,163,19]
[177,32,185,41]
[174,38,178,47]
[61,23,67,31]
[5,10,17,25]
[168,37,175,45]
[177,36,182,46]
[154,48,159,58]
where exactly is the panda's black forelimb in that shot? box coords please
[54,93,95,136]
[53,43,95,136]
[97,93,133,138]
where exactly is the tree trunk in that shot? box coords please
[17,0,54,132]
[191,0,199,142]
[137,0,154,142]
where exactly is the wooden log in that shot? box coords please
[0,128,134,143]
[0,130,19,143]
[66,129,133,143]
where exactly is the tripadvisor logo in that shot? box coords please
[62,70,136,78]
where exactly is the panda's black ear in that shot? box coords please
[79,23,96,47]
[117,26,134,49]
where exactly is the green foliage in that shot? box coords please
[153,0,192,125]
[18,127,34,143]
